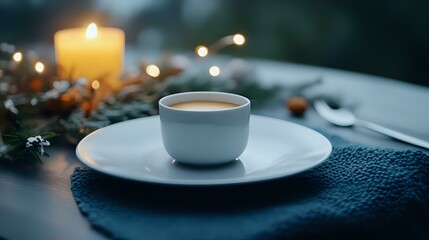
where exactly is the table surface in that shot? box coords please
[1,58,429,240]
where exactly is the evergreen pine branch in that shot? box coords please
[0,128,57,164]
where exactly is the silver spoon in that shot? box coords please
[314,100,429,150]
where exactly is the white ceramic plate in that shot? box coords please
[76,115,332,185]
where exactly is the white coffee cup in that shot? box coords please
[159,91,250,165]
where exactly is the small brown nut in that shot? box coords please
[286,97,309,116]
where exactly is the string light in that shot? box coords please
[34,61,44,73]
[13,52,22,62]
[91,80,100,90]
[209,66,220,77]
[196,46,208,57]
[146,64,160,77]
[205,34,246,55]
[232,34,245,45]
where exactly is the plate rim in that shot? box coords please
[76,115,332,186]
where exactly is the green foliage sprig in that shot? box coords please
[1,129,57,163]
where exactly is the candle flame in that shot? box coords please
[146,64,160,77]
[233,34,245,45]
[196,46,208,57]
[91,80,100,90]
[86,23,97,39]
[13,52,22,62]
[209,66,220,77]
[35,61,44,73]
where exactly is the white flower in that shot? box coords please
[4,99,18,114]
[26,135,50,155]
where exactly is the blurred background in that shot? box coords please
[0,0,428,86]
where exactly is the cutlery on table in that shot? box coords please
[314,100,429,150]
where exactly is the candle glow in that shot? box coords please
[54,23,125,89]
[86,23,97,39]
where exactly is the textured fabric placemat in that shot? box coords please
[71,133,429,240]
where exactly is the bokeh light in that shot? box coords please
[91,80,100,89]
[196,46,208,57]
[34,61,44,73]
[13,52,22,62]
[233,34,245,45]
[209,66,220,77]
[146,64,160,77]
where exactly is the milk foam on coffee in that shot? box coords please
[170,101,239,110]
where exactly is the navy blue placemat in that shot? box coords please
[71,133,429,240]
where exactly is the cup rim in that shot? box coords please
[159,91,250,112]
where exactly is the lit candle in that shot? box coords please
[54,23,125,89]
